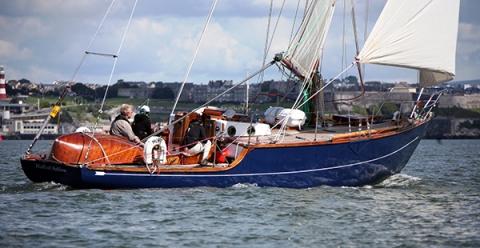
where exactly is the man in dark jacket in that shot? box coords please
[132,105,153,140]
[184,113,211,164]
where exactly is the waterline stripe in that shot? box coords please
[94,137,419,178]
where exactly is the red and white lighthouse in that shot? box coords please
[0,65,6,99]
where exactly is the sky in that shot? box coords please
[0,0,479,85]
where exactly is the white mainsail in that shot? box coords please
[285,0,336,78]
[357,0,460,86]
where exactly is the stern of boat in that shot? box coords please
[20,154,83,187]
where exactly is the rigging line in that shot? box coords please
[341,0,346,79]
[311,2,336,117]
[286,8,336,110]
[142,61,277,141]
[362,0,369,78]
[334,0,366,104]
[289,61,317,112]
[410,87,424,118]
[258,0,286,98]
[86,132,223,166]
[24,0,117,155]
[290,39,327,111]
[169,0,219,124]
[372,87,396,118]
[97,0,139,115]
[288,0,302,47]
[286,1,329,65]
[304,0,309,18]
[274,68,316,141]
[251,64,293,105]
[99,136,421,177]
[70,0,117,83]
[296,62,355,110]
[276,71,318,140]
[224,107,306,148]
[275,64,298,103]
[422,90,446,120]
[257,0,274,85]
[70,0,117,82]
[85,0,138,162]
[266,0,286,59]
[363,0,371,126]
[290,73,312,110]
[86,0,117,52]
[288,1,337,113]
[172,62,274,126]
[289,40,325,110]
[350,0,360,61]
[115,0,138,56]
[363,0,369,50]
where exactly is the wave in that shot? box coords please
[1,181,69,193]
[376,174,422,188]
[231,183,259,189]
[35,181,70,191]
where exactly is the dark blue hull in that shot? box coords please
[21,121,428,189]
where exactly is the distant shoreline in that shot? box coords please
[423,135,480,140]
[1,134,58,140]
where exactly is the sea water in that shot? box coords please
[0,140,479,247]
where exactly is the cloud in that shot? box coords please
[0,40,32,60]
[0,16,51,39]
[458,23,480,44]
[113,17,262,83]
[0,0,115,18]
[455,22,480,80]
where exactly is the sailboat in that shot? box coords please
[21,0,460,188]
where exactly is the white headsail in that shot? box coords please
[357,0,460,86]
[285,0,336,79]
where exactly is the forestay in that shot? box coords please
[285,0,336,78]
[357,0,460,86]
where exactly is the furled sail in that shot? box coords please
[284,0,336,79]
[357,0,460,86]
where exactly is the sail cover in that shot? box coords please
[357,0,460,86]
[285,0,336,78]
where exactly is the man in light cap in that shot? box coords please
[132,105,153,140]
[110,104,142,144]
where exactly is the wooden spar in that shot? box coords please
[280,58,305,81]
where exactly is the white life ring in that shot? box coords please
[143,136,167,165]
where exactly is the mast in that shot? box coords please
[280,0,336,124]
[169,0,218,125]
[282,0,336,80]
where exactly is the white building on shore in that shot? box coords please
[1,111,58,135]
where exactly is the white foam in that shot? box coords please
[231,183,258,188]
[378,174,422,187]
